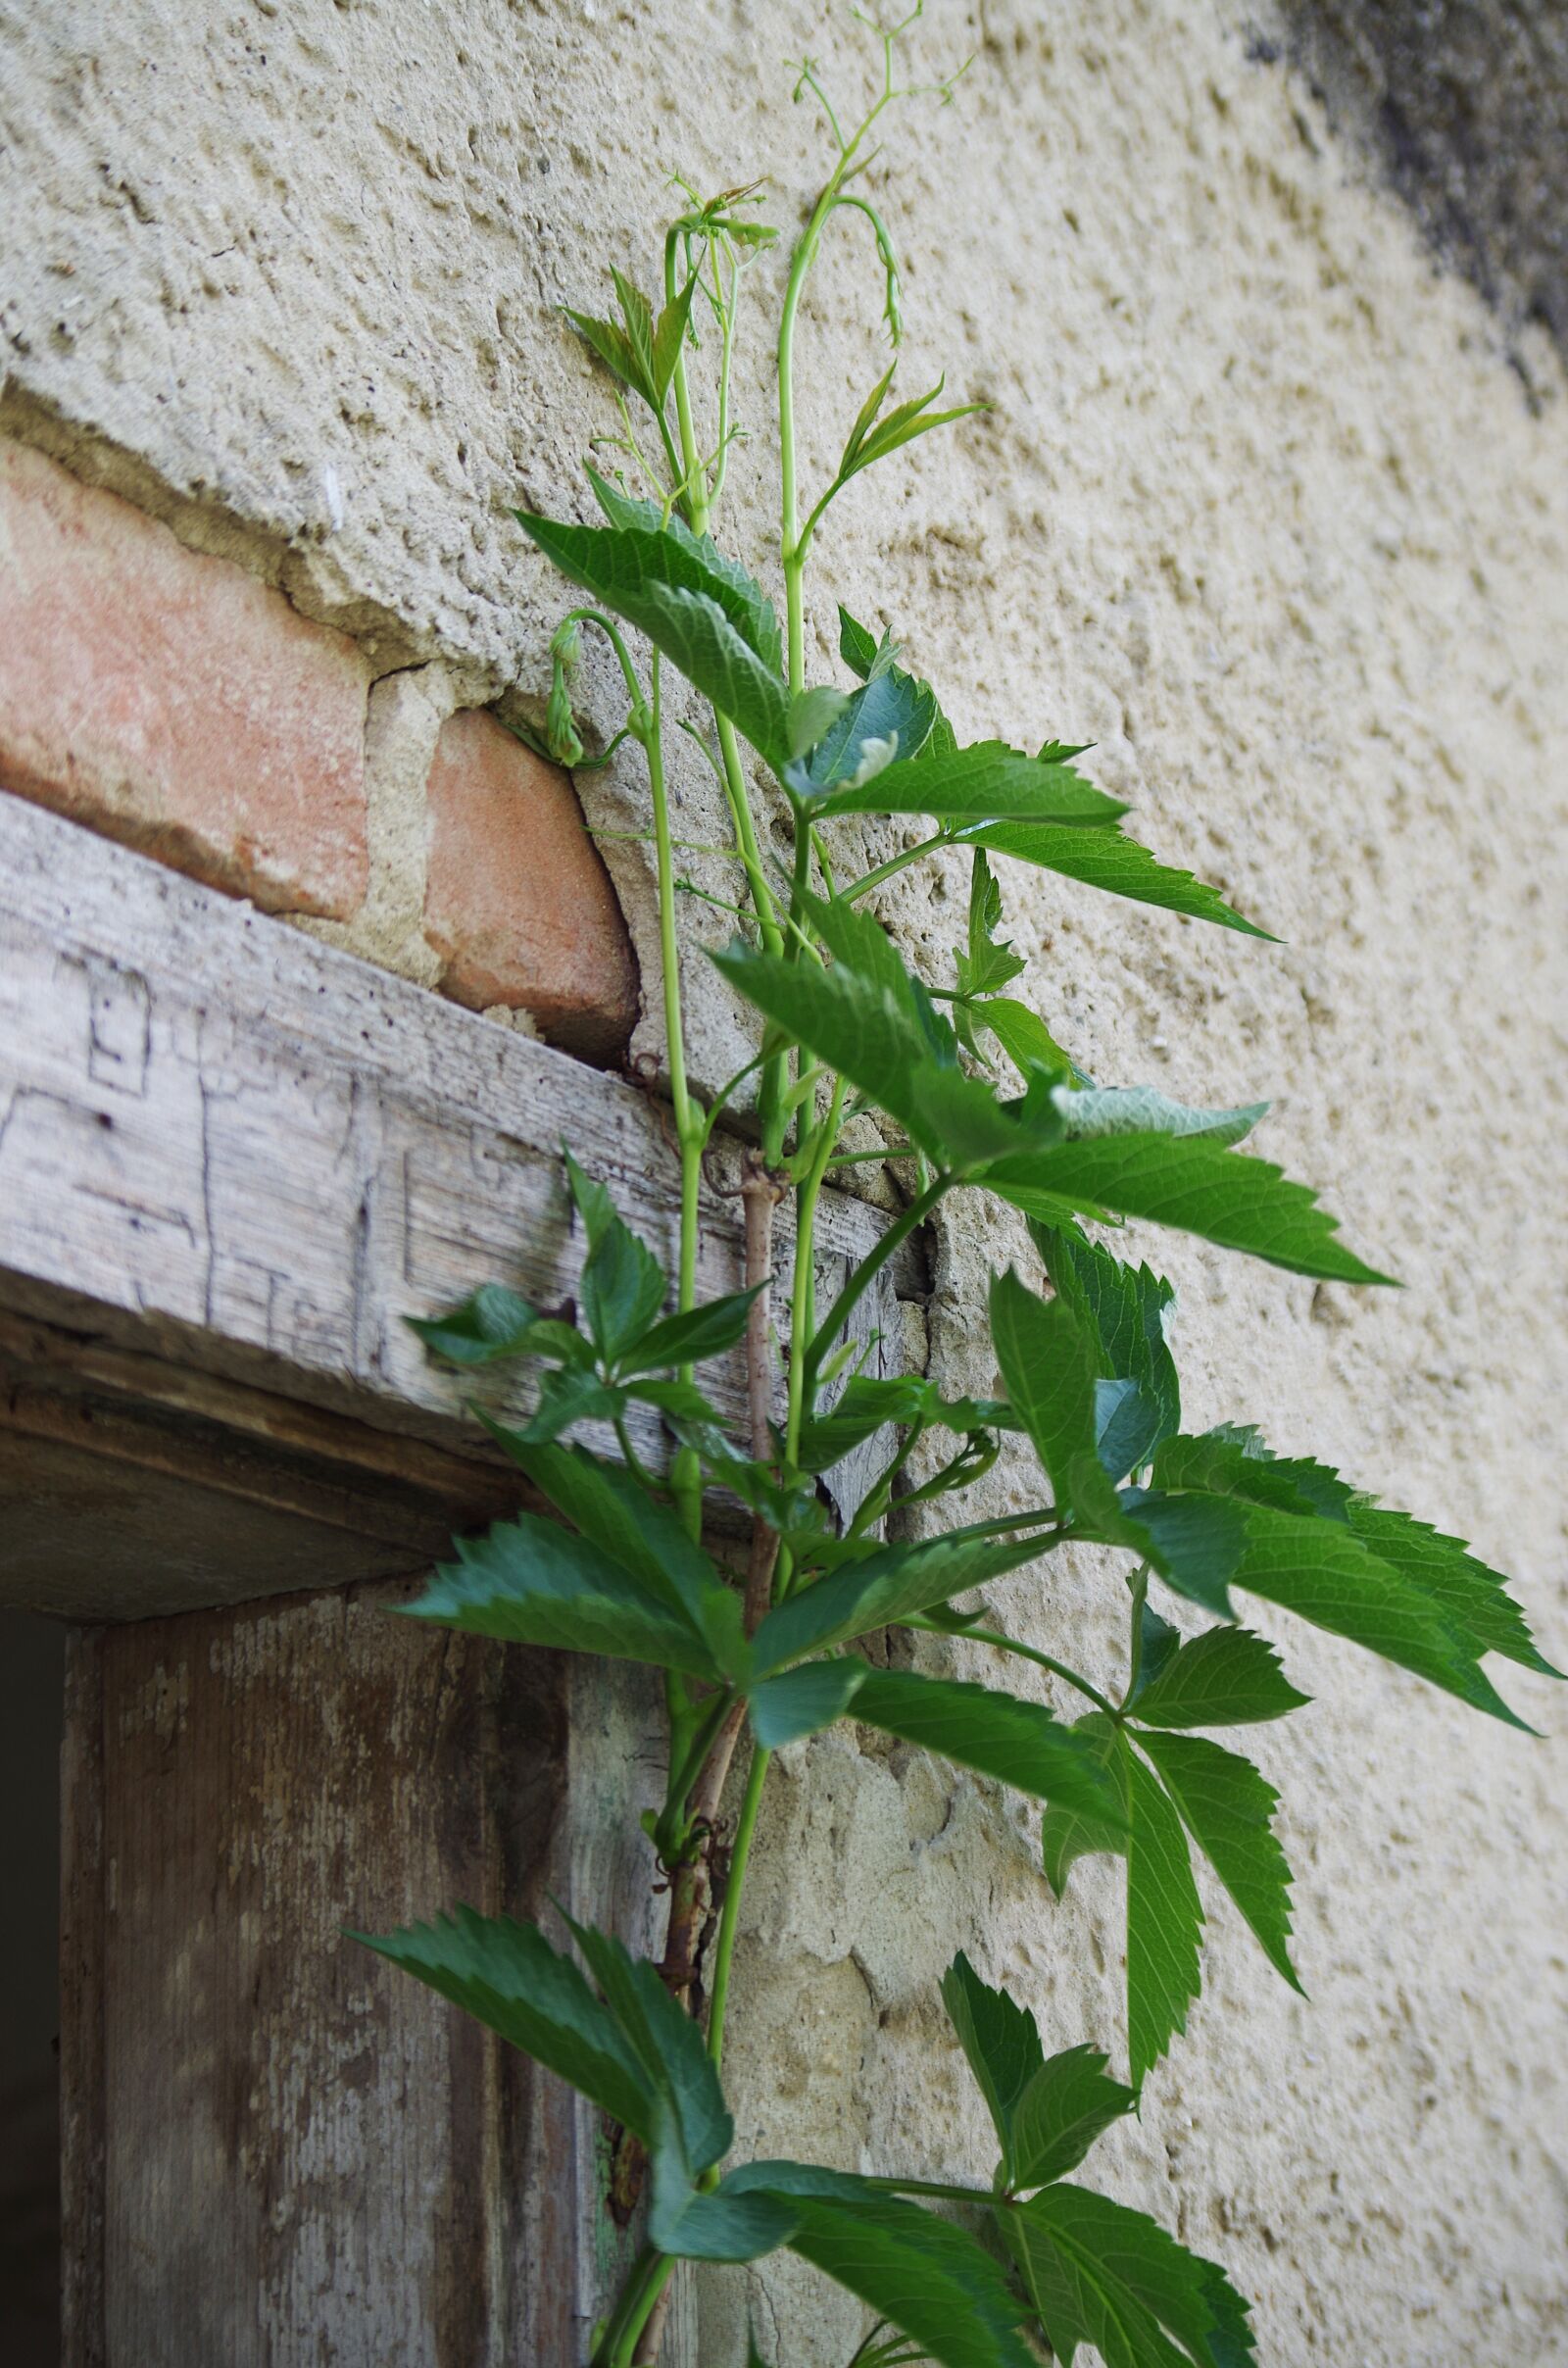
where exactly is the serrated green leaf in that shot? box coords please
[982,1135,1396,1287]
[514,512,791,765]
[790,683,852,759]
[834,373,988,488]
[406,1283,560,1367]
[1134,1733,1300,1991]
[1009,2045,1139,2189]
[480,1429,745,1673]
[578,1209,666,1363]
[1006,2182,1255,2368]
[652,270,699,403]
[1126,1746,1203,2085]
[406,1510,723,1678]
[794,1372,1018,1474]
[748,1657,867,1747]
[964,820,1274,939]
[353,1908,652,2138]
[650,2155,796,2260]
[563,1911,731,2174]
[941,1950,1045,2162]
[1122,1487,1529,1726]
[791,663,938,794]
[814,741,1127,825]
[752,1528,1054,1675]
[563,305,646,402]
[1155,1431,1558,1680]
[1032,1223,1181,1465]
[971,996,1080,1086]
[711,937,1043,1165]
[989,1269,1119,1521]
[1041,1713,1129,1899]
[956,849,1026,1001]
[617,1281,766,1376]
[1129,1625,1310,1728]
[725,2165,1036,2368]
[1054,1085,1268,1148]
[852,1668,1132,1825]
[497,1362,626,1444]
[583,464,783,673]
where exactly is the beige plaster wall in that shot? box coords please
[3,3,1565,2361]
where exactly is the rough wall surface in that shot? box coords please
[2,4,1565,2364]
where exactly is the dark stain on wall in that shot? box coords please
[1260,2,1568,370]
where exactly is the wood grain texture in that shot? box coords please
[0,797,920,1618]
[60,1585,687,2367]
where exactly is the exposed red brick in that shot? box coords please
[0,439,368,918]
[422,709,639,1062]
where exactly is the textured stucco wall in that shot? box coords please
[2,4,1565,2363]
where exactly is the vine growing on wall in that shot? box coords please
[356,14,1555,2362]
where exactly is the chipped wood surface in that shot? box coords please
[61,1587,692,2367]
[0,796,919,1619]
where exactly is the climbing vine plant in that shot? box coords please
[358,15,1554,2364]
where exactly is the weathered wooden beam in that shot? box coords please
[60,1589,680,2367]
[0,796,920,1619]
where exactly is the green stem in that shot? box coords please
[788,1077,849,1463]
[803,1172,957,1401]
[844,831,950,902]
[706,1740,770,2071]
[906,1618,1117,1720]
[858,2176,1002,2205]
[607,2248,676,2368]
[593,2245,662,2367]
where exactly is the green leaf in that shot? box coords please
[1006,2182,1255,2368]
[1122,1488,1529,1726]
[563,305,647,404]
[832,371,987,491]
[651,270,699,403]
[838,605,959,758]
[711,937,1039,1165]
[1041,1713,1129,1899]
[482,1430,745,1674]
[725,2165,1036,2368]
[973,996,1081,1086]
[509,1362,628,1443]
[405,1282,575,1368]
[964,820,1274,938]
[1134,1733,1300,1992]
[751,1527,1055,1675]
[790,659,938,794]
[563,1911,732,2174]
[790,684,852,759]
[514,511,792,766]
[583,464,783,673]
[1344,1498,1561,1678]
[1031,1223,1181,1462]
[956,848,1026,998]
[989,1269,1119,1521]
[1009,2045,1139,2189]
[748,1658,866,1748]
[405,1510,724,1678]
[617,1281,766,1376]
[794,1373,1018,1473]
[1126,1746,1204,2085]
[1158,1430,1559,1680]
[1053,1085,1269,1148]
[981,1134,1396,1286]
[941,1950,1045,2162]
[578,1211,666,1364]
[649,2158,795,2261]
[1129,1625,1310,1728]
[814,740,1128,826]
[353,1908,652,2138]
[851,1668,1133,1825]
